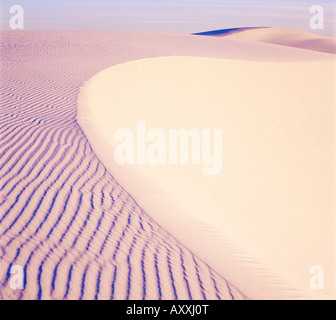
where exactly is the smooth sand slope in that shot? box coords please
[195,27,336,54]
[0,30,335,300]
[78,56,335,300]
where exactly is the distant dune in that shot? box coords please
[194,27,336,54]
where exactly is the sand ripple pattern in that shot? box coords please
[2,31,330,300]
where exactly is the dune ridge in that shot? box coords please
[194,27,336,54]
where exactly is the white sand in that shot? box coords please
[0,30,268,301]
[1,29,335,301]
[78,55,336,300]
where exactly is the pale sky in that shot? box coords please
[1,0,335,37]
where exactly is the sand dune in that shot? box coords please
[195,27,336,54]
[78,56,335,300]
[0,30,335,300]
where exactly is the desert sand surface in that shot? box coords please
[195,27,336,54]
[0,30,335,300]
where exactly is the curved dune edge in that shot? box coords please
[195,27,336,54]
[77,56,335,300]
[2,31,257,301]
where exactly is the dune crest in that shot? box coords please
[195,27,336,54]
